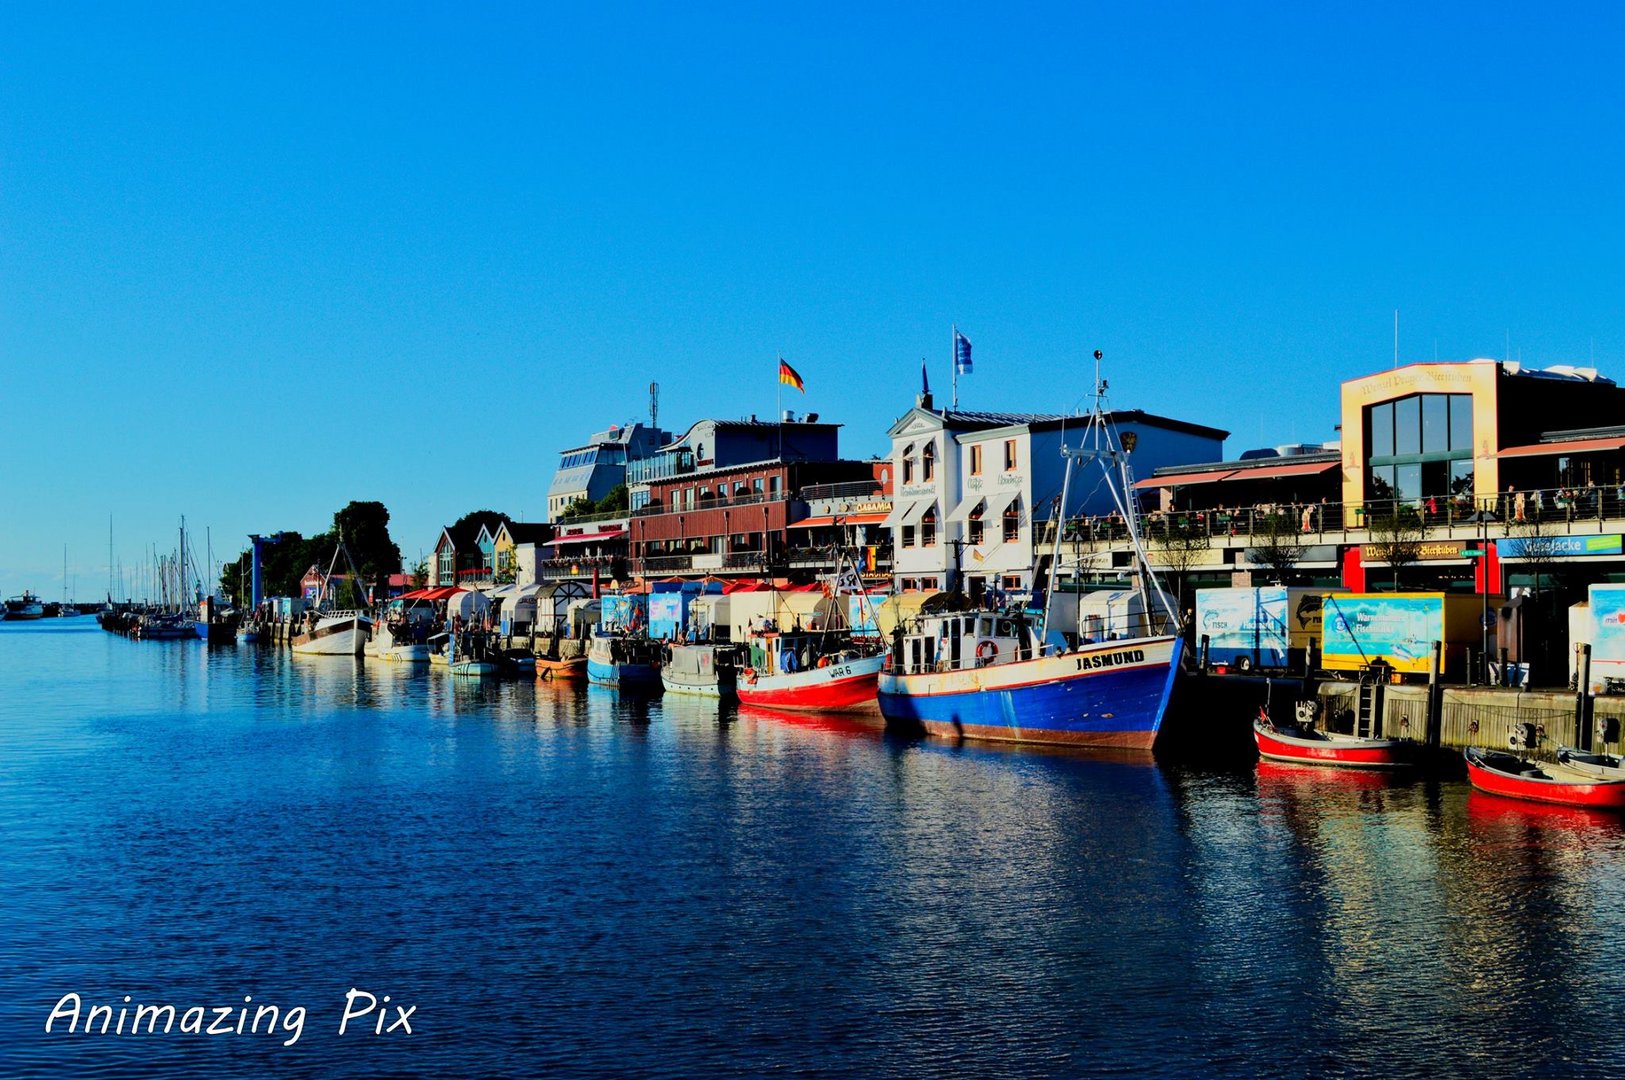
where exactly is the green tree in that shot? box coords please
[559,498,596,522]
[332,500,402,586]
[596,484,629,514]
[452,509,510,536]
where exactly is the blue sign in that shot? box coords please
[1497,534,1622,558]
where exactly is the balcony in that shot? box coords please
[633,492,783,518]
[798,480,882,503]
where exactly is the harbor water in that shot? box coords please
[5,619,1625,1078]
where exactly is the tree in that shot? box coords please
[1246,511,1304,583]
[1153,515,1211,608]
[558,498,596,522]
[410,559,429,589]
[452,509,510,536]
[1365,506,1423,590]
[332,501,402,587]
[596,483,629,514]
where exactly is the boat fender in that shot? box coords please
[817,655,830,668]
[976,639,998,666]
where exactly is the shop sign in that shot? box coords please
[1497,534,1623,558]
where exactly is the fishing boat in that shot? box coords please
[1552,746,1625,782]
[366,596,435,663]
[4,591,45,620]
[1464,746,1625,809]
[876,373,1182,750]
[290,542,372,657]
[586,630,663,690]
[737,628,884,711]
[1253,705,1411,768]
[536,653,588,681]
[661,641,743,698]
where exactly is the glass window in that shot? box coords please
[1369,402,1394,458]
[1450,460,1475,499]
[1394,397,1421,456]
[1395,462,1422,503]
[921,507,937,547]
[1449,394,1473,452]
[1004,440,1017,471]
[970,445,982,475]
[923,443,936,482]
[902,526,915,548]
[968,517,985,545]
[1422,459,1449,497]
[1422,394,1449,453]
[1003,499,1020,542]
[1368,465,1395,502]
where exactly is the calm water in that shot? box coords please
[4,620,1625,1078]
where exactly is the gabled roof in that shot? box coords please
[497,522,554,545]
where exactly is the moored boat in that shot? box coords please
[1552,746,1625,782]
[738,629,883,712]
[290,610,372,656]
[586,630,663,690]
[4,591,45,620]
[661,641,742,698]
[1253,706,1411,768]
[1464,746,1625,809]
[536,654,588,681]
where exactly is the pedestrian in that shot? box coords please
[1514,489,1526,523]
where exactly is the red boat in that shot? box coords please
[1464,746,1625,809]
[535,655,588,681]
[736,629,882,713]
[1253,708,1411,769]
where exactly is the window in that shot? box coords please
[923,443,936,482]
[901,578,918,592]
[1002,575,1022,591]
[752,477,764,494]
[1364,392,1474,504]
[1003,498,1020,542]
[902,525,916,548]
[922,507,937,547]
[769,475,781,497]
[903,457,914,483]
[970,444,983,476]
[1004,440,1017,470]
[967,502,985,546]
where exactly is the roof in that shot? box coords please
[900,407,1228,442]
[548,527,627,546]
[500,522,554,544]
[1499,436,1625,459]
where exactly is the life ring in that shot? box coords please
[976,640,999,665]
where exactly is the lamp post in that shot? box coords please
[1473,507,1498,685]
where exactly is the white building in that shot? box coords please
[884,392,1226,601]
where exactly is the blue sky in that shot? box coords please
[4,4,1624,599]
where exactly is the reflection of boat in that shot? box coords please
[1255,757,1400,791]
[1553,746,1625,782]
[1253,707,1411,768]
[1464,747,1625,809]
[735,703,885,740]
[4,591,45,620]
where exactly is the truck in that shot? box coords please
[1194,586,1328,671]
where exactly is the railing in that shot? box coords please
[632,492,782,517]
[553,508,629,527]
[798,480,882,502]
[1047,484,1625,548]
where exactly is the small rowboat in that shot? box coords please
[1253,708,1411,769]
[1552,746,1625,782]
[1464,746,1625,809]
[536,655,588,681]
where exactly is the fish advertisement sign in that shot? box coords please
[1321,593,1442,673]
[1197,587,1290,667]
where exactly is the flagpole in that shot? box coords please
[951,324,958,410]
[776,356,782,458]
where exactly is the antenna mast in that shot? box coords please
[649,381,659,430]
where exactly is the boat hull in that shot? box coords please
[1465,747,1625,809]
[1253,719,1411,768]
[536,657,588,681]
[291,615,371,657]
[586,658,663,690]
[738,654,883,712]
[449,660,498,677]
[374,643,430,663]
[877,637,1181,750]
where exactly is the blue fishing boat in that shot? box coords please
[877,367,1183,750]
[586,630,664,690]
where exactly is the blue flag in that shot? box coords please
[954,330,973,375]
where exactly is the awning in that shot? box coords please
[789,516,836,529]
[1498,436,1625,458]
[1133,468,1237,489]
[880,500,932,529]
[551,527,627,545]
[792,511,891,529]
[844,511,888,525]
[511,583,543,600]
[399,586,463,601]
[1221,460,1341,481]
[986,491,1021,520]
[947,497,985,524]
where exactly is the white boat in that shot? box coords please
[366,597,435,663]
[290,541,373,658]
[291,610,372,656]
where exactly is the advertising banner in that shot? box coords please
[1322,594,1441,673]
[1197,587,1289,667]
[1497,534,1622,558]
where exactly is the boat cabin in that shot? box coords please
[890,610,1041,675]
[748,629,858,675]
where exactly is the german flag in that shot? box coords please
[778,358,805,392]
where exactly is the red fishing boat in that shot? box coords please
[535,655,588,681]
[1252,707,1411,769]
[1464,746,1625,809]
[736,628,883,713]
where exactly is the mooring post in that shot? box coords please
[1427,639,1443,750]
[1578,643,1593,751]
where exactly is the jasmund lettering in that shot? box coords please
[1077,649,1146,669]
[45,992,307,1047]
